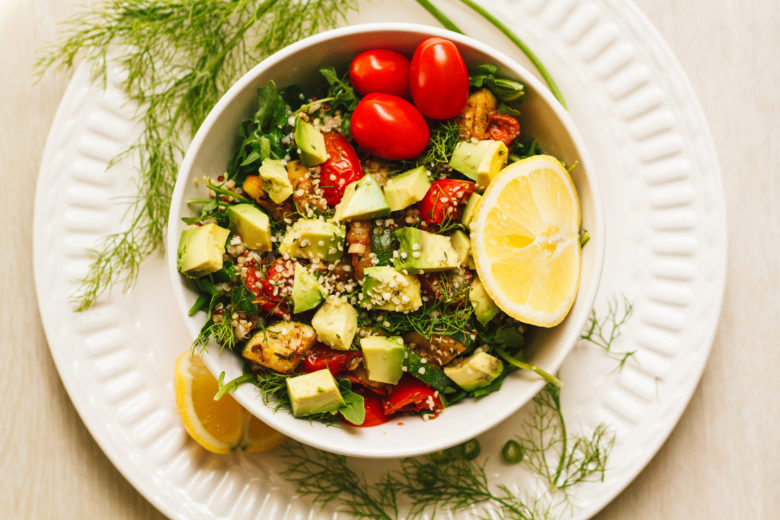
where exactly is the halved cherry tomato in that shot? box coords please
[350,93,430,160]
[409,37,469,120]
[417,179,475,225]
[319,132,364,206]
[487,113,521,145]
[383,375,442,416]
[245,258,293,318]
[302,345,362,375]
[349,49,410,98]
[353,393,390,427]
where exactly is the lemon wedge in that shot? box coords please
[469,155,581,327]
[174,352,284,453]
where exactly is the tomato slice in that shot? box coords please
[302,345,361,375]
[382,375,442,416]
[349,49,411,98]
[487,113,521,145]
[417,179,475,225]
[353,393,391,427]
[319,132,364,206]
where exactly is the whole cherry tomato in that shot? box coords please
[487,113,521,145]
[349,49,411,98]
[319,132,364,206]
[409,37,469,120]
[417,179,475,225]
[302,345,361,375]
[350,93,430,160]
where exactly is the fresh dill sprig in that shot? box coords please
[516,384,615,507]
[192,311,235,353]
[401,121,461,172]
[36,0,359,310]
[580,295,636,371]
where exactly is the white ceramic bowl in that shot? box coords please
[167,23,604,458]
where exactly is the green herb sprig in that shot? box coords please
[37,0,358,310]
[580,295,636,371]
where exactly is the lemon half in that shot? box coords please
[470,155,581,327]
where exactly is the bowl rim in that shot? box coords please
[166,22,605,458]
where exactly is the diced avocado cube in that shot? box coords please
[383,166,431,211]
[333,175,391,222]
[226,203,272,251]
[360,336,405,385]
[449,230,471,266]
[467,254,476,270]
[449,140,508,191]
[177,223,230,278]
[278,219,345,262]
[258,158,293,203]
[294,116,329,167]
[393,227,461,273]
[292,263,326,313]
[311,297,358,350]
[361,266,422,313]
[444,351,503,391]
[286,369,345,417]
[461,192,482,227]
[469,278,499,325]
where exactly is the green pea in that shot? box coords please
[459,439,481,461]
[501,440,523,464]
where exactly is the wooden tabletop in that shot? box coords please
[2,0,777,518]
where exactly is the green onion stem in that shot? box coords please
[415,0,465,33]
[495,347,563,387]
[456,0,567,109]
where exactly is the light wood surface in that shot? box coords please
[2,0,777,518]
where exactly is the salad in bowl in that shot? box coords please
[168,24,603,458]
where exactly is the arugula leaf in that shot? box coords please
[469,63,526,105]
[338,381,366,425]
[319,66,358,136]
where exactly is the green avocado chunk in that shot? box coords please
[286,369,345,417]
[333,175,391,222]
[469,278,499,325]
[278,219,345,262]
[311,297,358,350]
[361,266,422,313]
[226,203,272,251]
[294,116,329,167]
[383,166,432,211]
[177,223,230,278]
[393,227,461,273]
[258,158,293,203]
[360,336,405,385]
[449,140,508,191]
[292,263,326,313]
[461,192,482,227]
[444,351,503,391]
[449,230,471,266]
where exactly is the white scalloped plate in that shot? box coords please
[33,1,726,519]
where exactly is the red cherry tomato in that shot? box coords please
[409,37,469,120]
[302,345,362,375]
[350,93,430,160]
[319,132,364,206]
[418,179,475,225]
[351,393,390,428]
[244,258,293,318]
[487,113,521,145]
[349,49,411,98]
[382,375,442,416]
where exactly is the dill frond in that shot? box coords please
[580,294,636,371]
[36,0,359,310]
